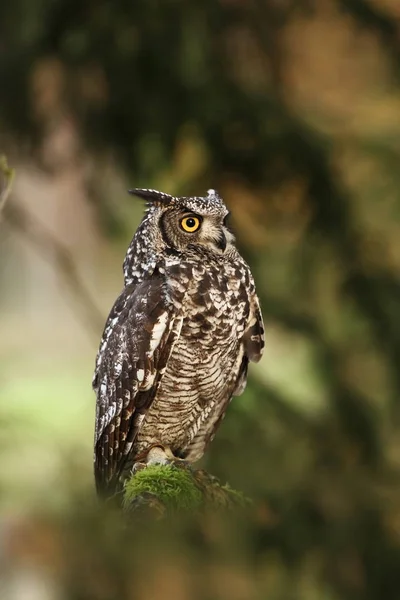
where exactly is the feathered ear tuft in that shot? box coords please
[128,188,174,206]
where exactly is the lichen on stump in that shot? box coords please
[123,463,249,516]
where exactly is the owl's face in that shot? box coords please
[159,200,235,255]
[130,188,236,256]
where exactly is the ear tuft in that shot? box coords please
[128,188,174,205]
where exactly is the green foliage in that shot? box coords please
[220,482,250,509]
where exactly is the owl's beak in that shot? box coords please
[216,231,227,252]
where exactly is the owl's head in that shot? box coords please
[129,188,235,255]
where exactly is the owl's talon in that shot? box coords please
[145,445,173,466]
[144,446,191,470]
[131,461,147,475]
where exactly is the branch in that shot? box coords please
[1,153,104,339]
[0,155,15,215]
[5,203,105,339]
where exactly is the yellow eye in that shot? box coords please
[180,215,201,233]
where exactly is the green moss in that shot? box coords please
[123,464,203,512]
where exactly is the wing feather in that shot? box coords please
[242,292,264,363]
[93,275,181,496]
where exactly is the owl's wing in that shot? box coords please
[243,290,264,363]
[93,275,182,496]
[233,287,264,396]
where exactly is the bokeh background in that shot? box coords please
[1,0,400,598]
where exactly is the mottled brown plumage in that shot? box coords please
[93,189,264,496]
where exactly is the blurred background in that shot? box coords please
[1,0,400,598]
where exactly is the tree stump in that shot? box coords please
[123,463,249,516]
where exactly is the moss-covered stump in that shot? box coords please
[123,463,249,516]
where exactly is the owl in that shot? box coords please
[93,188,264,497]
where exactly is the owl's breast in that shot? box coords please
[148,322,242,454]
[133,257,251,456]
[184,261,249,337]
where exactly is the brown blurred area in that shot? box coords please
[1,0,400,598]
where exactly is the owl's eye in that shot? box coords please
[180,215,201,233]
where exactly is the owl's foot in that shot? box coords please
[130,446,190,477]
[131,461,147,475]
[146,445,191,468]
[146,445,175,465]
